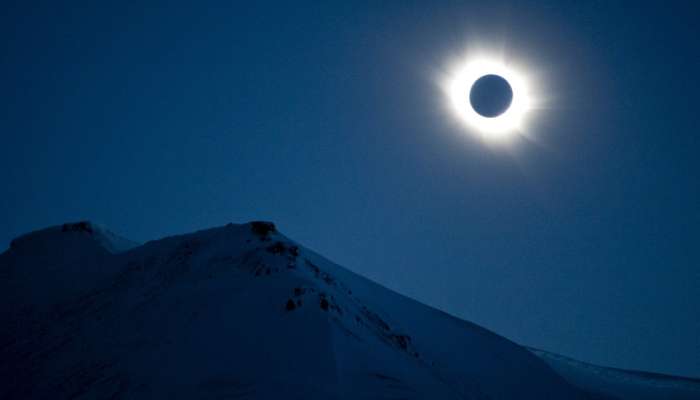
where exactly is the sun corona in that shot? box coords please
[443,56,533,143]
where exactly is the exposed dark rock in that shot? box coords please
[62,221,94,234]
[266,242,286,254]
[320,298,329,311]
[371,373,402,383]
[250,221,275,240]
[391,334,411,350]
[361,306,391,332]
[289,246,299,257]
[304,260,320,276]
[285,299,296,311]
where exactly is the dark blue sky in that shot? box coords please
[2,1,699,376]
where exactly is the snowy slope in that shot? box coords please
[0,221,696,399]
[530,348,700,400]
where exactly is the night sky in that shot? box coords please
[2,1,699,377]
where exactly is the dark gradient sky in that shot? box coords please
[2,1,699,376]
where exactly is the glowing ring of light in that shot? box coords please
[445,58,532,142]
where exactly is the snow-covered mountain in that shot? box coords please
[1,221,697,399]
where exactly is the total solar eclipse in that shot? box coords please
[442,56,534,142]
[469,74,513,118]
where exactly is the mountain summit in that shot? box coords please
[1,222,698,399]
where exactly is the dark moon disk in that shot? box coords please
[469,74,513,118]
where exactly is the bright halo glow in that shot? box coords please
[443,57,533,142]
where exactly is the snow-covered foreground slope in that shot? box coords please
[529,348,700,400]
[1,221,697,399]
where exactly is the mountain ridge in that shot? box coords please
[1,221,698,399]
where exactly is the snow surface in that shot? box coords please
[1,221,697,399]
[530,348,700,400]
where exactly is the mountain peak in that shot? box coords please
[9,220,139,255]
